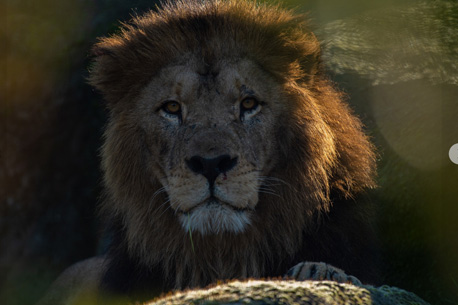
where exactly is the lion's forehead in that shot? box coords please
[139,58,277,111]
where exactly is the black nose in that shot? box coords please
[186,154,238,187]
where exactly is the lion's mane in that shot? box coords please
[89,0,377,297]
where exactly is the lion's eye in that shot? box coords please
[162,100,181,115]
[240,98,259,112]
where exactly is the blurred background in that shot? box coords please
[2,0,457,304]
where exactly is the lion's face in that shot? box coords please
[135,57,284,235]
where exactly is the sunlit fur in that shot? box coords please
[89,0,377,291]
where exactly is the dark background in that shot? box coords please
[2,0,457,304]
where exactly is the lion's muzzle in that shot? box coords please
[185,154,238,191]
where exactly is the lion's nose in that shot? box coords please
[186,155,238,188]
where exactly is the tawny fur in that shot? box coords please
[89,0,377,295]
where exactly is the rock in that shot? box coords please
[148,280,430,305]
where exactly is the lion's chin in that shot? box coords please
[179,201,252,235]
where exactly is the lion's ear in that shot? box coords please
[298,36,322,84]
[88,41,126,106]
[275,26,321,84]
[88,35,161,107]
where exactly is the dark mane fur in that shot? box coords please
[89,0,378,300]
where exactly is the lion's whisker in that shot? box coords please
[152,186,167,198]
[157,199,172,218]
[258,189,281,198]
[258,176,297,193]
[147,186,168,214]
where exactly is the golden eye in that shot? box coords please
[162,100,181,114]
[241,98,258,111]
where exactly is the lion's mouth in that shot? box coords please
[180,196,251,215]
[178,196,253,235]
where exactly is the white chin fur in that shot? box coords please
[179,204,251,235]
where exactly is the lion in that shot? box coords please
[39,0,378,303]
